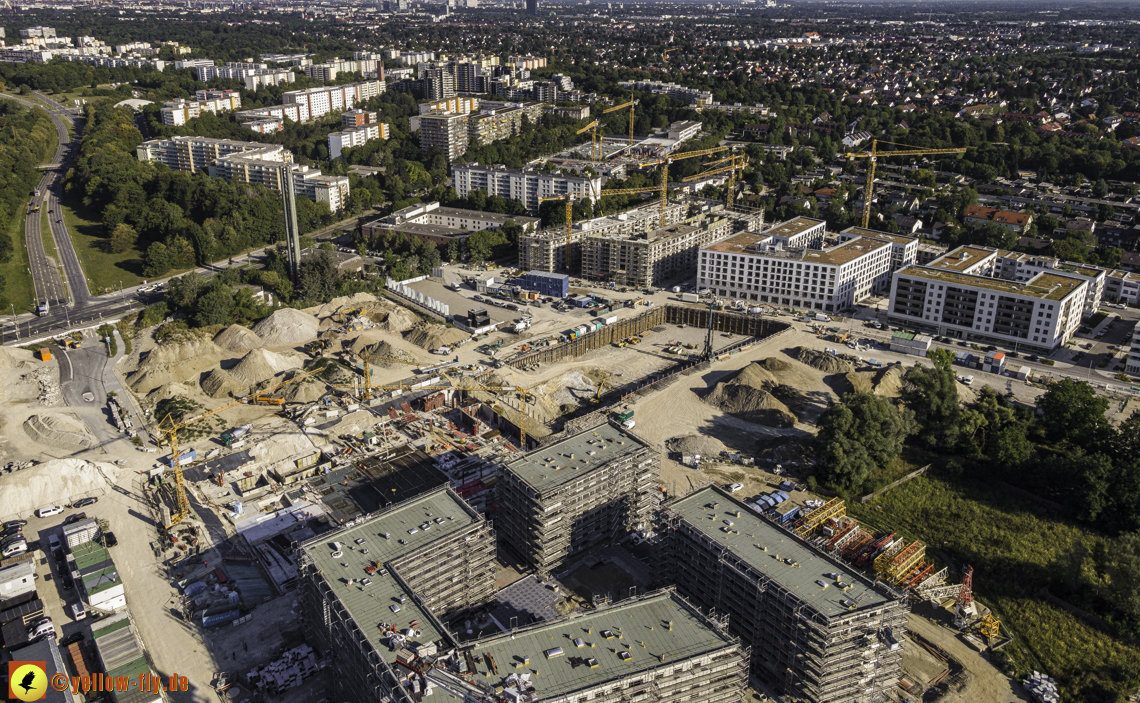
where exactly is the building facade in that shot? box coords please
[362,201,539,246]
[1126,325,1140,375]
[452,163,602,213]
[419,112,469,161]
[328,123,389,159]
[584,219,732,288]
[661,486,909,703]
[496,421,658,574]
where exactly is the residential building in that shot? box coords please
[244,68,295,91]
[452,163,602,213]
[666,120,702,142]
[497,421,658,573]
[342,108,379,127]
[328,122,389,159]
[0,47,53,63]
[468,102,544,146]
[296,486,497,703]
[20,26,57,39]
[400,50,435,65]
[193,61,267,82]
[362,201,539,247]
[963,205,1033,233]
[583,218,732,288]
[699,231,893,311]
[660,486,908,703]
[421,67,457,100]
[159,90,241,126]
[419,111,469,161]
[1104,270,1140,305]
[887,247,1087,351]
[1126,325,1140,375]
[174,58,215,71]
[619,80,714,107]
[509,54,547,70]
[136,136,350,211]
[281,80,385,120]
[838,226,920,285]
[544,104,590,120]
[526,0,539,13]
[763,216,827,248]
[419,96,479,115]
[532,80,560,103]
[519,201,688,273]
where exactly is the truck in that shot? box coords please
[680,293,700,303]
[616,410,634,423]
[814,313,831,322]
[221,424,252,446]
[431,346,452,355]
[37,300,49,316]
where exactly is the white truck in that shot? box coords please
[814,313,831,322]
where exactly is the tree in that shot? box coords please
[297,249,340,303]
[1038,378,1110,448]
[108,223,138,254]
[143,241,171,277]
[166,271,205,310]
[193,285,235,327]
[901,349,960,451]
[816,392,916,493]
[1093,178,1110,199]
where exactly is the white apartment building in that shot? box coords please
[764,217,827,249]
[698,232,893,312]
[991,251,1105,316]
[887,247,1087,352]
[193,61,267,82]
[1105,270,1140,305]
[136,136,349,211]
[666,120,702,142]
[419,96,480,115]
[174,58,215,70]
[618,80,714,107]
[244,68,295,91]
[282,80,384,121]
[837,226,919,291]
[328,123,389,159]
[1126,326,1140,375]
[160,90,241,126]
[451,163,602,213]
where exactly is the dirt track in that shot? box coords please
[904,612,1030,703]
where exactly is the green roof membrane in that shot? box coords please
[299,488,481,663]
[669,488,890,619]
[504,423,650,493]
[470,592,735,699]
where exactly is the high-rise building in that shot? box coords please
[451,163,601,213]
[496,421,658,574]
[419,112,469,162]
[525,0,539,14]
[328,123,389,159]
[420,67,456,100]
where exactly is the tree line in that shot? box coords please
[0,99,57,305]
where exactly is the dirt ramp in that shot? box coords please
[23,413,97,452]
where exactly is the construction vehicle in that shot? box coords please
[57,338,80,349]
[638,145,729,227]
[603,95,639,148]
[254,396,285,405]
[304,339,330,356]
[591,378,611,404]
[332,307,362,323]
[663,47,679,62]
[844,140,967,229]
[154,365,324,528]
[221,424,252,446]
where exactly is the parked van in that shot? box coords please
[2,540,27,558]
[29,618,54,640]
[36,505,64,518]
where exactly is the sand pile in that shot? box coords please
[0,459,119,516]
[146,383,196,404]
[229,348,303,386]
[544,371,597,408]
[200,369,246,399]
[331,410,377,436]
[704,362,797,428]
[282,378,328,403]
[403,322,469,350]
[793,347,855,375]
[128,338,228,394]
[314,293,379,318]
[347,333,418,366]
[666,435,729,458]
[214,324,263,352]
[837,364,906,398]
[0,346,36,369]
[23,414,97,452]
[368,306,419,332]
[252,308,319,346]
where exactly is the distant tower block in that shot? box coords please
[281,166,302,281]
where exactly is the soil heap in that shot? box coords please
[0,459,119,516]
[838,364,906,398]
[127,338,227,394]
[403,321,469,350]
[252,308,320,346]
[22,413,97,452]
[793,347,856,375]
[214,324,263,352]
[704,361,798,427]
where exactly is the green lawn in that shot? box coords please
[848,470,1140,701]
[0,211,35,313]
[40,209,59,262]
[60,198,147,293]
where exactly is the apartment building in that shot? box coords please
[468,102,545,147]
[328,123,389,159]
[362,201,539,246]
[666,120,702,142]
[174,58,216,71]
[1126,325,1140,375]
[342,109,379,127]
[419,112,469,161]
[887,247,1087,351]
[1105,270,1140,305]
[193,61,267,82]
[509,54,546,69]
[242,68,294,92]
[282,80,385,120]
[0,48,53,63]
[400,50,435,65]
[992,251,1106,315]
[136,136,349,211]
[661,486,909,703]
[838,226,920,291]
[584,218,732,288]
[497,421,658,574]
[452,163,602,213]
[699,232,893,312]
[519,201,688,273]
[421,67,457,100]
[20,26,56,38]
[963,205,1033,233]
[159,90,241,126]
[418,96,479,115]
[764,216,827,248]
[296,487,497,703]
[618,80,714,107]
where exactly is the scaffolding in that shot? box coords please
[875,540,926,584]
[795,498,846,537]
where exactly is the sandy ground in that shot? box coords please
[903,611,1032,703]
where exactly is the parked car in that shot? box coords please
[61,631,85,646]
[71,496,98,508]
[726,483,744,493]
[3,520,27,529]
[1027,354,1040,362]
[2,540,27,558]
[103,532,117,548]
[63,512,87,525]
[1,526,22,539]
[36,505,64,518]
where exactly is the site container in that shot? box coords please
[680,293,699,303]
[202,609,240,628]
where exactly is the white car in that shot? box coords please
[36,505,64,518]
[727,483,744,493]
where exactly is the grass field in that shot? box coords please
[60,198,147,293]
[848,469,1140,701]
[40,209,59,262]
[0,211,35,313]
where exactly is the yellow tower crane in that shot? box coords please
[639,145,728,227]
[844,140,967,229]
[539,194,579,274]
[683,153,746,207]
[333,353,420,401]
[155,365,325,528]
[576,120,601,161]
[663,47,679,62]
[603,95,639,148]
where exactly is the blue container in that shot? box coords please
[202,609,240,628]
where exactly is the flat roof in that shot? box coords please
[469,591,736,698]
[503,422,651,494]
[896,266,1085,301]
[70,541,113,572]
[839,226,918,246]
[762,216,824,239]
[298,488,481,663]
[668,488,890,619]
[703,233,889,265]
[700,231,772,254]
[926,246,997,272]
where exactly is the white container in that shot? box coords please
[326,410,341,418]
[622,420,636,430]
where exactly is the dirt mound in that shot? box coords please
[145,383,196,403]
[139,338,226,367]
[836,364,906,398]
[252,308,319,346]
[0,459,119,516]
[214,324,263,352]
[345,332,419,365]
[128,339,228,394]
[403,322,469,350]
[0,346,36,369]
[229,348,303,386]
[23,413,97,452]
[666,435,729,458]
[282,378,328,403]
[200,369,247,399]
[701,359,821,428]
[793,347,855,375]
[368,305,420,332]
[314,293,380,319]
[705,382,797,428]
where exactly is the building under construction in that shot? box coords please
[496,420,658,574]
[296,486,496,703]
[659,486,908,703]
[581,218,731,288]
